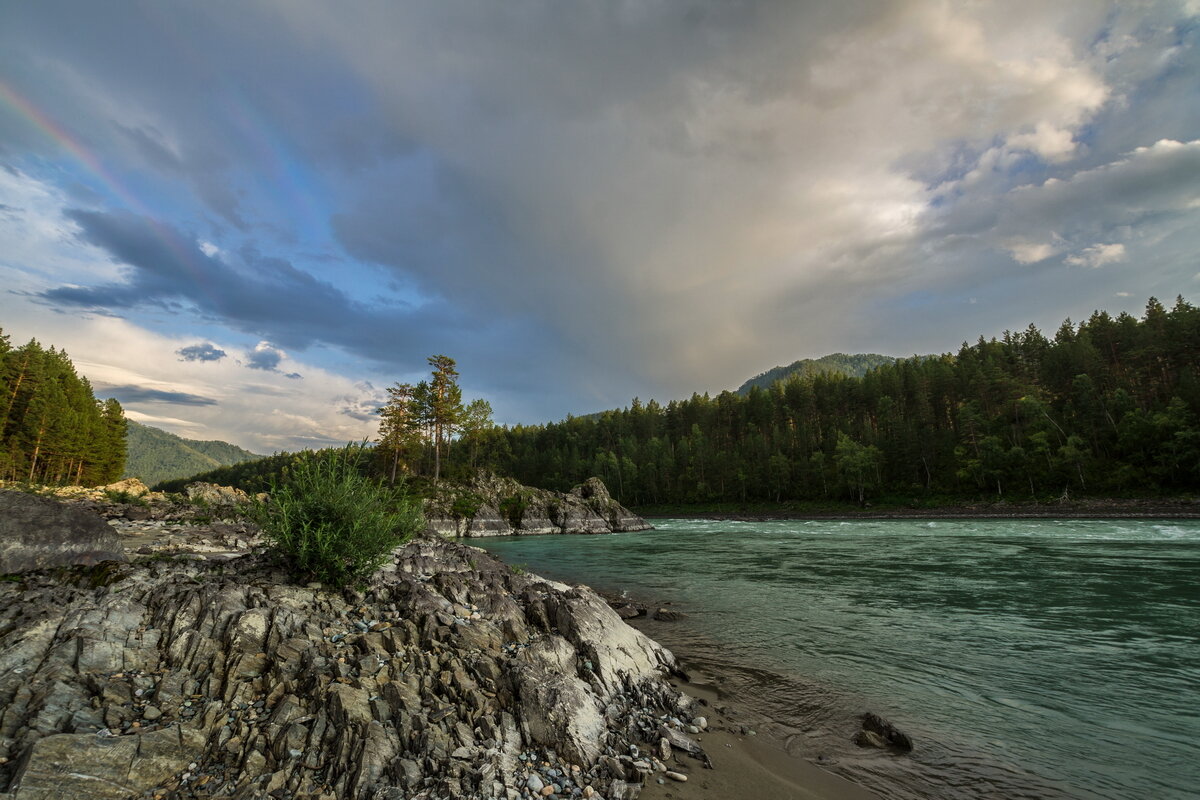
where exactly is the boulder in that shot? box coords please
[547,587,676,693]
[100,478,151,498]
[185,482,250,506]
[571,478,652,533]
[514,637,607,765]
[0,491,127,573]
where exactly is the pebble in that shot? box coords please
[665,771,688,782]
[540,786,556,797]
[526,774,545,792]
[142,705,162,720]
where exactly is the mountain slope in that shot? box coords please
[124,421,264,486]
[736,352,896,394]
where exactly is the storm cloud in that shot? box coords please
[3,1,1199,434]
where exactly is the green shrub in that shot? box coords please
[449,491,483,520]
[254,444,423,587]
[499,493,528,527]
[102,489,148,507]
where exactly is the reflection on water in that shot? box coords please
[475,518,1200,800]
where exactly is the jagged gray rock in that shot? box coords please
[0,508,688,800]
[0,490,127,573]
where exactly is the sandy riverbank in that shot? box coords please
[635,673,881,800]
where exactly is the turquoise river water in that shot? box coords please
[474,518,1200,800]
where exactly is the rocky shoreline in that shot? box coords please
[423,475,651,539]
[0,488,707,800]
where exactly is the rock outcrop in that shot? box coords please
[424,474,652,539]
[0,490,127,573]
[0,496,699,800]
[184,482,251,507]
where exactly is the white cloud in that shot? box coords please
[0,168,123,286]
[1008,122,1078,163]
[2,309,381,452]
[1066,243,1126,268]
[1007,241,1060,264]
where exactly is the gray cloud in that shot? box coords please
[176,342,227,362]
[8,1,1200,423]
[102,386,218,406]
[244,342,284,371]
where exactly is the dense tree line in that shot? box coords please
[0,329,126,485]
[460,298,1200,506]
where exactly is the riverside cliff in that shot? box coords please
[0,489,697,800]
[422,474,651,538]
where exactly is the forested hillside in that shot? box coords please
[153,450,307,493]
[124,421,263,486]
[736,353,896,394]
[467,297,1200,506]
[0,329,126,485]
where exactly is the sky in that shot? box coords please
[1,1,1198,453]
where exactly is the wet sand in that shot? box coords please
[637,674,882,800]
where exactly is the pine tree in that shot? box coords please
[377,382,422,485]
[427,355,463,481]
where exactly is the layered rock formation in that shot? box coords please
[0,495,702,800]
[424,475,651,539]
[0,490,127,573]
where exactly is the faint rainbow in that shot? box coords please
[0,79,218,293]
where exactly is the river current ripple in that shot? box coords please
[475,518,1200,800]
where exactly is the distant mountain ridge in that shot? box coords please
[123,421,264,487]
[735,352,897,394]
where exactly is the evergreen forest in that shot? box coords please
[0,328,127,485]
[462,297,1200,506]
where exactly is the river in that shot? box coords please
[473,518,1200,800]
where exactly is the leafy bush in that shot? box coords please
[254,445,423,587]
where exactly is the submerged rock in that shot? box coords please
[854,712,914,752]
